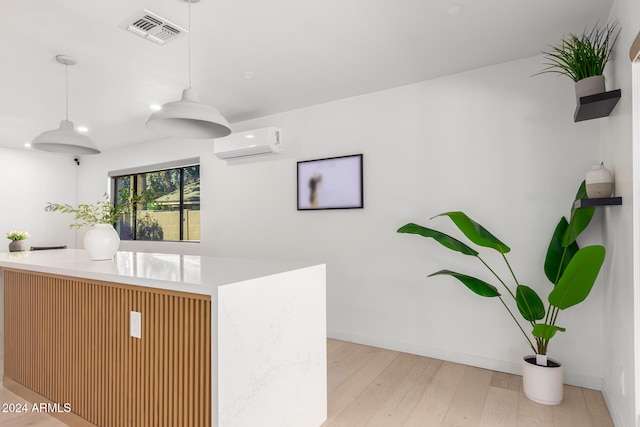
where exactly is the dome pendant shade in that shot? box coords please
[32,55,100,156]
[32,119,101,155]
[146,88,231,139]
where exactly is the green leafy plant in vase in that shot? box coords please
[6,230,30,252]
[45,190,146,260]
[45,191,140,228]
[397,181,604,405]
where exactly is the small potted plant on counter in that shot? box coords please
[397,181,604,405]
[6,230,30,252]
[537,21,620,101]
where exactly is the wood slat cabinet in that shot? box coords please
[3,269,211,427]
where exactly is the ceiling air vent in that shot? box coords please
[119,9,187,45]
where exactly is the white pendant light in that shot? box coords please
[146,0,231,139]
[32,55,101,155]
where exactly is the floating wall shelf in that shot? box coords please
[574,89,621,122]
[573,196,622,209]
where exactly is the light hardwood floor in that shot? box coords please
[321,339,613,427]
[0,339,613,426]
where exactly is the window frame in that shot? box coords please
[109,158,201,243]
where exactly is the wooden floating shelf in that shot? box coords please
[573,196,622,209]
[574,89,621,122]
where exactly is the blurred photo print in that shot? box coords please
[297,154,363,210]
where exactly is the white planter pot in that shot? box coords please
[8,240,28,252]
[83,224,120,261]
[522,355,564,405]
[586,164,614,198]
[575,75,606,102]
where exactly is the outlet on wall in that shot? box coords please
[130,311,142,339]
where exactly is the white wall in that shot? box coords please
[0,147,78,248]
[77,55,609,388]
[600,0,640,425]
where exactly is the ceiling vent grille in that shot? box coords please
[120,9,187,45]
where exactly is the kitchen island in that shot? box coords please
[0,249,326,427]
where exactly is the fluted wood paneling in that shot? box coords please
[3,269,211,427]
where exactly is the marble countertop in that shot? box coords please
[0,249,319,295]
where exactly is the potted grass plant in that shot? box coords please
[537,21,620,101]
[397,181,605,405]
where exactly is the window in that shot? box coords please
[110,159,200,242]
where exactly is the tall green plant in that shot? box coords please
[537,22,620,82]
[397,182,605,355]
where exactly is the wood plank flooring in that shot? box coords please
[322,340,613,427]
[0,339,613,426]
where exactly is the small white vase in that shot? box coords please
[522,355,564,405]
[83,224,120,260]
[586,164,614,198]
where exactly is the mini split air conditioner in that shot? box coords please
[214,127,282,160]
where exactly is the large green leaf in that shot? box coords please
[397,223,479,256]
[532,324,566,340]
[433,212,510,254]
[428,270,500,298]
[574,180,588,202]
[516,285,545,321]
[562,207,595,247]
[570,180,588,218]
[548,245,605,309]
[544,217,579,284]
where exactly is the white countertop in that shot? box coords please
[0,249,320,295]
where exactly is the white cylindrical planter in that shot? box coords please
[586,164,614,198]
[575,75,605,102]
[83,224,120,260]
[522,355,564,405]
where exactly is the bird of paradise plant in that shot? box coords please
[397,182,605,358]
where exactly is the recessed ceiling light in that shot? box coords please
[444,3,465,15]
[77,126,88,132]
[24,142,31,148]
[150,104,162,111]
[245,134,255,139]
[242,71,255,80]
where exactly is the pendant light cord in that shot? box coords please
[65,63,69,120]
[188,0,192,89]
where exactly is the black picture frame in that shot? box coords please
[297,154,363,210]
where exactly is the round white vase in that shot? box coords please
[83,224,120,260]
[522,355,564,405]
[586,164,614,198]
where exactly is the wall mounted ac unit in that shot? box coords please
[214,127,282,160]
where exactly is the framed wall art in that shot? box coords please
[297,154,363,210]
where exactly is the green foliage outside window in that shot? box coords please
[114,165,200,242]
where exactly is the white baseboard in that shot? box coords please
[327,329,604,391]
[601,383,625,427]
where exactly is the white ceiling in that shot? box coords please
[0,0,613,153]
